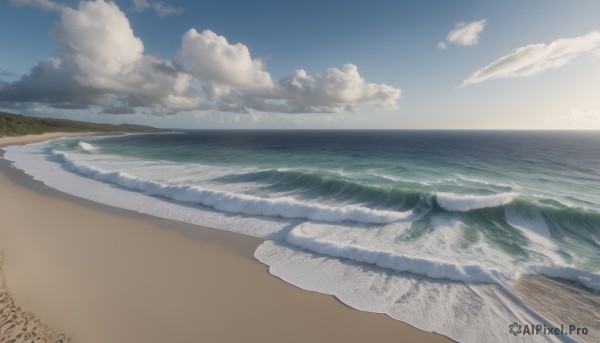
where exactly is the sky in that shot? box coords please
[0,0,599,129]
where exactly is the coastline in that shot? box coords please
[0,132,108,147]
[0,134,450,343]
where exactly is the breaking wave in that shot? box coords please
[50,150,410,224]
[436,192,516,212]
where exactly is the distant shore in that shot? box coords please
[0,131,107,147]
[0,133,450,343]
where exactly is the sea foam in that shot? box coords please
[436,192,516,212]
[286,222,510,283]
[255,241,563,343]
[78,141,98,153]
[50,150,411,224]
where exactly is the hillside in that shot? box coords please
[0,112,164,137]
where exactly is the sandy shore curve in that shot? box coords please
[0,134,450,343]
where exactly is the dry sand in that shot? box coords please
[0,132,104,146]
[0,134,450,343]
[0,254,70,342]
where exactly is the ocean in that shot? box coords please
[4,130,600,342]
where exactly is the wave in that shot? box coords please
[504,207,567,264]
[525,265,600,291]
[286,223,511,283]
[77,141,99,153]
[213,169,425,210]
[50,150,411,224]
[285,222,600,290]
[436,192,516,212]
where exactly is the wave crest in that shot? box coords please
[50,150,410,224]
[77,141,99,153]
[214,169,425,210]
[436,192,516,212]
[284,222,600,289]
[285,222,511,283]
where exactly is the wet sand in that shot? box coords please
[511,275,600,343]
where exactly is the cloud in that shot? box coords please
[0,69,18,78]
[178,29,274,91]
[438,19,486,49]
[462,30,600,86]
[549,108,600,123]
[9,0,65,11]
[447,20,486,46]
[279,64,401,112]
[0,0,401,115]
[131,0,182,17]
[0,0,199,112]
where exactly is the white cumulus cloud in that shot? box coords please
[0,0,199,113]
[462,30,600,86]
[0,0,401,115]
[178,29,274,91]
[279,64,401,113]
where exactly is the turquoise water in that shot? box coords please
[54,131,600,276]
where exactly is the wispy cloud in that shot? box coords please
[448,19,487,46]
[438,19,486,49]
[549,108,600,123]
[131,0,182,17]
[0,69,18,78]
[0,0,401,115]
[462,30,600,86]
[9,0,65,11]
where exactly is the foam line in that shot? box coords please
[50,150,410,224]
[285,223,511,283]
[78,141,98,152]
[436,192,516,212]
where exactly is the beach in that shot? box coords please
[0,134,450,343]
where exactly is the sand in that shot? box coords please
[511,276,600,343]
[0,132,105,146]
[0,134,450,343]
[0,253,69,342]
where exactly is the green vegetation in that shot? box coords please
[0,111,164,137]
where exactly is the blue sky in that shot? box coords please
[1,0,599,129]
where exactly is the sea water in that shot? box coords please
[4,130,600,342]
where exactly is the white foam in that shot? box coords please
[280,221,600,291]
[505,207,565,264]
[3,142,290,239]
[255,241,563,343]
[436,192,516,212]
[528,265,600,292]
[50,150,411,224]
[286,222,510,283]
[279,219,485,278]
[78,141,98,153]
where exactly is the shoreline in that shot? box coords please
[0,133,450,343]
[0,132,110,147]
